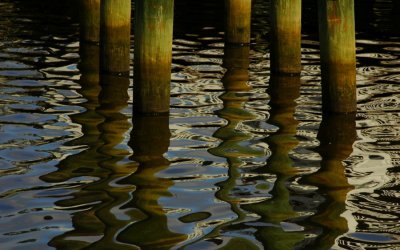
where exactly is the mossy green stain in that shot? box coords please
[319,0,356,113]
[134,0,174,114]
[270,0,302,74]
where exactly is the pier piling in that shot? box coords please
[270,0,302,74]
[318,0,357,113]
[80,0,100,43]
[225,0,252,44]
[133,0,174,114]
[100,0,131,74]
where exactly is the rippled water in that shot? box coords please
[1,0,400,249]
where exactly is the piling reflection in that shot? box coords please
[319,0,357,113]
[41,40,134,248]
[210,44,263,207]
[40,42,104,183]
[205,44,264,248]
[116,115,187,249]
[242,75,305,249]
[302,113,356,250]
[41,43,104,248]
[45,74,132,249]
[85,74,135,249]
[97,74,130,155]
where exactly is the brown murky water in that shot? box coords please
[1,0,400,249]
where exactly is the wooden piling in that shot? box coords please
[318,0,357,113]
[100,0,131,74]
[79,43,100,91]
[134,0,174,114]
[270,0,302,74]
[99,74,130,114]
[80,0,100,43]
[225,0,252,44]
[222,44,251,91]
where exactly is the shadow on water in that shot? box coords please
[301,113,356,250]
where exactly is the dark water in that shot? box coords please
[1,0,400,249]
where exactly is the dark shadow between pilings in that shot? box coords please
[242,74,305,250]
[301,113,356,250]
[116,114,187,249]
[393,0,400,35]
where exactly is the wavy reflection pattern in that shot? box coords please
[1,0,400,249]
[240,75,306,249]
[0,1,84,248]
[301,114,357,249]
[40,40,134,249]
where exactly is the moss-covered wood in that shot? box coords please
[80,0,100,43]
[100,0,131,74]
[319,0,357,113]
[225,0,252,44]
[270,0,302,74]
[134,0,174,114]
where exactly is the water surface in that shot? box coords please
[1,0,400,249]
